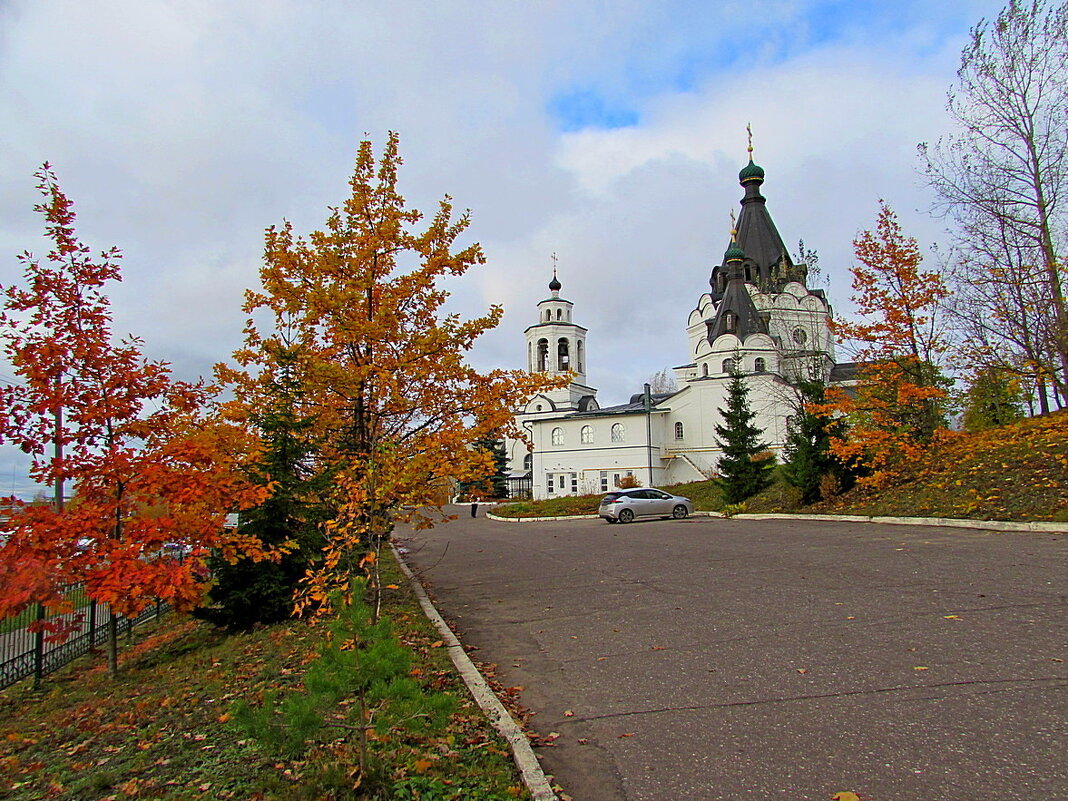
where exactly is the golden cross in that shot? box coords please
[746,122,753,158]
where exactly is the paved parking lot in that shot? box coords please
[400,510,1067,801]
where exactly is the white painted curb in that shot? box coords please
[391,544,558,801]
[486,509,1067,533]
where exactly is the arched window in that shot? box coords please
[556,308,562,320]
[701,363,709,377]
[537,338,549,371]
[576,340,584,372]
[785,415,796,434]
[580,425,593,444]
[551,427,564,446]
[724,312,737,333]
[792,327,807,346]
[545,310,551,322]
[755,357,766,372]
[523,453,533,473]
[674,421,684,440]
[557,338,570,371]
[527,342,533,372]
[722,357,736,374]
[611,423,625,442]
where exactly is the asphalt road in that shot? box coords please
[399,509,1067,801]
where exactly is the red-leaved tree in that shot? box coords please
[0,166,269,675]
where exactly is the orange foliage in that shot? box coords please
[0,166,269,625]
[221,135,564,616]
[816,203,951,487]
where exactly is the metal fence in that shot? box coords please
[0,586,169,690]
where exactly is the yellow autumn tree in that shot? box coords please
[815,202,952,487]
[226,133,562,615]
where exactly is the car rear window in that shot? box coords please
[601,493,623,502]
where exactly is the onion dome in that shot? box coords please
[724,241,746,263]
[549,272,561,292]
[739,158,765,185]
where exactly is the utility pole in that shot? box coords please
[644,383,654,487]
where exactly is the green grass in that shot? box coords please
[0,552,531,800]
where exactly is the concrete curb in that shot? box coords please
[486,511,722,523]
[487,510,1067,533]
[391,544,558,801]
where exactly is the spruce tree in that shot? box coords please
[201,347,331,629]
[781,380,848,504]
[714,372,775,504]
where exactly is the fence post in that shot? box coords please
[88,600,96,647]
[32,603,45,691]
[155,598,162,621]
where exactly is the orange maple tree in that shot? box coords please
[224,134,562,617]
[0,166,268,674]
[815,202,952,487]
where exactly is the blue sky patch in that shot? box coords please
[548,89,640,132]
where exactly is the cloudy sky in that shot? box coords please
[0,0,1005,496]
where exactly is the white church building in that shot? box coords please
[505,150,857,500]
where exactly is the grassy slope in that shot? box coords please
[496,412,1068,522]
[0,553,530,801]
[812,410,1068,522]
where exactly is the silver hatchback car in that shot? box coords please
[599,488,694,523]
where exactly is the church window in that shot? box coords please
[724,312,737,333]
[535,404,542,411]
[547,474,554,493]
[792,327,807,346]
[556,308,562,320]
[537,338,549,371]
[600,471,608,492]
[580,425,593,444]
[577,340,584,372]
[571,473,578,493]
[611,423,625,442]
[755,357,766,372]
[545,310,551,322]
[523,453,533,473]
[527,343,533,372]
[557,338,570,370]
[551,427,564,446]
[674,421,684,440]
[785,415,797,434]
[701,363,709,377]
[722,357,736,374]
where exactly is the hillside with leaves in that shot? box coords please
[813,411,1068,522]
[0,553,530,800]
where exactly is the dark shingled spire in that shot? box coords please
[707,226,769,342]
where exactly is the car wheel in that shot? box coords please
[672,505,689,519]
[618,508,635,524]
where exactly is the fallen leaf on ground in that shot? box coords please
[832,793,861,801]
[913,666,929,671]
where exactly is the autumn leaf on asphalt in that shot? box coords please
[943,615,960,619]
[796,668,808,674]
[832,793,861,801]
[913,666,929,671]
[564,709,574,717]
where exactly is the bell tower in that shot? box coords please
[522,261,597,412]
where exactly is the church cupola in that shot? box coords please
[708,220,769,343]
